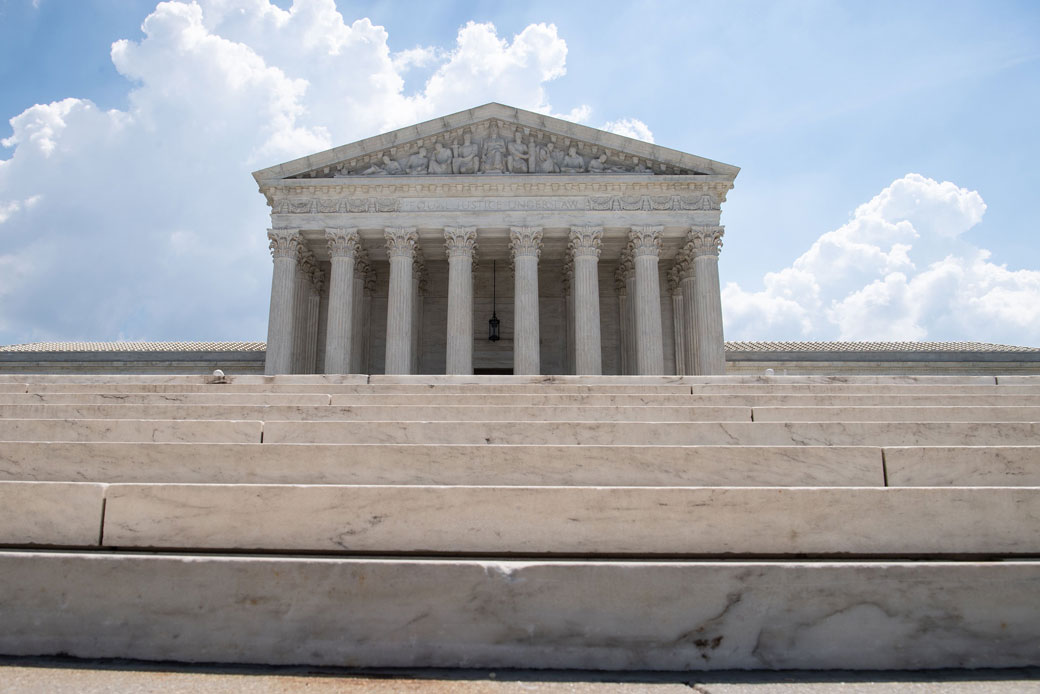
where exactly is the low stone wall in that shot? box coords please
[0,351,266,375]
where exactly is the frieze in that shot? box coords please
[272,194,721,215]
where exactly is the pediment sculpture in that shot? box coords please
[295,120,690,179]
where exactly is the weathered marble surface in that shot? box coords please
[0,553,1036,669]
[0,392,333,406]
[0,383,27,393]
[0,442,882,486]
[683,375,999,385]
[885,446,1040,487]
[689,384,1040,395]
[0,482,104,546]
[752,406,1040,422]
[997,375,1040,384]
[0,404,753,423]
[0,419,262,443]
[262,420,1040,446]
[102,485,1040,555]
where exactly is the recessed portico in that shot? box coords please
[254,103,738,376]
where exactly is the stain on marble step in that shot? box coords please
[98,484,1040,556]
[0,419,262,443]
[0,482,104,546]
[0,442,882,487]
[0,552,1036,670]
[752,406,1040,422]
[262,420,1040,446]
[0,404,753,423]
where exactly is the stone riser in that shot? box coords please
[0,552,1036,670]
[6,482,1038,555]
[3,403,1040,422]
[8,392,1040,407]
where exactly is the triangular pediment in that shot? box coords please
[252,103,739,182]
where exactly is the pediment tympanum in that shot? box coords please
[252,103,739,183]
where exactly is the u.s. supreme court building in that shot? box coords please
[256,103,736,377]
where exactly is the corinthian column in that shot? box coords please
[350,252,369,373]
[629,225,665,375]
[569,225,603,375]
[323,228,358,374]
[688,225,726,375]
[510,226,543,375]
[411,247,426,374]
[613,266,628,375]
[265,229,302,375]
[677,251,699,374]
[562,260,574,374]
[302,264,323,374]
[384,227,418,374]
[444,226,477,375]
[291,249,318,374]
[668,263,685,376]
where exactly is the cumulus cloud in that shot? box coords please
[0,0,592,343]
[602,117,654,143]
[723,173,1040,345]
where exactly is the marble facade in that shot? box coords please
[255,103,739,376]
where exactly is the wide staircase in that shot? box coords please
[0,373,1037,670]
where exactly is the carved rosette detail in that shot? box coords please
[325,227,359,259]
[686,225,725,258]
[509,226,543,260]
[568,225,603,259]
[384,226,418,259]
[443,226,478,259]
[267,229,302,260]
[628,225,663,258]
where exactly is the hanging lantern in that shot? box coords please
[488,260,501,342]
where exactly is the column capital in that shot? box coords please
[267,228,302,260]
[667,264,683,296]
[509,226,543,259]
[568,225,603,259]
[687,225,725,258]
[561,258,574,296]
[444,226,477,259]
[675,249,696,281]
[298,251,324,293]
[384,226,418,258]
[628,225,663,257]
[325,228,359,259]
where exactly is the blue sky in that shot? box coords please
[1,0,1038,345]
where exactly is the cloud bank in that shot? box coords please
[0,0,588,342]
[723,173,1040,345]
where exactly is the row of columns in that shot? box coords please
[266,225,726,376]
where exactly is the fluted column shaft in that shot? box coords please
[350,255,368,373]
[689,226,726,375]
[411,250,425,374]
[290,251,317,374]
[510,226,542,375]
[669,266,685,376]
[444,227,477,375]
[679,262,699,375]
[629,225,665,375]
[323,228,358,374]
[614,276,627,375]
[570,225,603,375]
[563,263,574,374]
[384,227,418,374]
[265,229,301,375]
[624,270,636,374]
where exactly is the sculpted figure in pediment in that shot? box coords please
[406,147,429,175]
[505,130,530,173]
[560,145,586,173]
[481,125,506,173]
[359,154,402,176]
[534,144,559,173]
[587,153,608,173]
[429,142,453,174]
[548,142,565,169]
[452,131,479,174]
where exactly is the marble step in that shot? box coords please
[0,392,333,406]
[0,481,104,546]
[0,404,752,422]
[0,551,1035,670]
[752,406,1040,422]
[98,484,1040,556]
[0,383,27,393]
[0,419,262,443]
[686,384,1040,395]
[0,442,883,486]
[8,392,1040,407]
[23,383,700,395]
[262,420,1040,446]
[885,446,1040,486]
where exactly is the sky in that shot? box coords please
[1,0,1038,346]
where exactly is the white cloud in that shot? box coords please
[0,0,603,343]
[602,117,654,143]
[723,173,1040,345]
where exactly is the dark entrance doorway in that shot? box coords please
[474,367,514,375]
